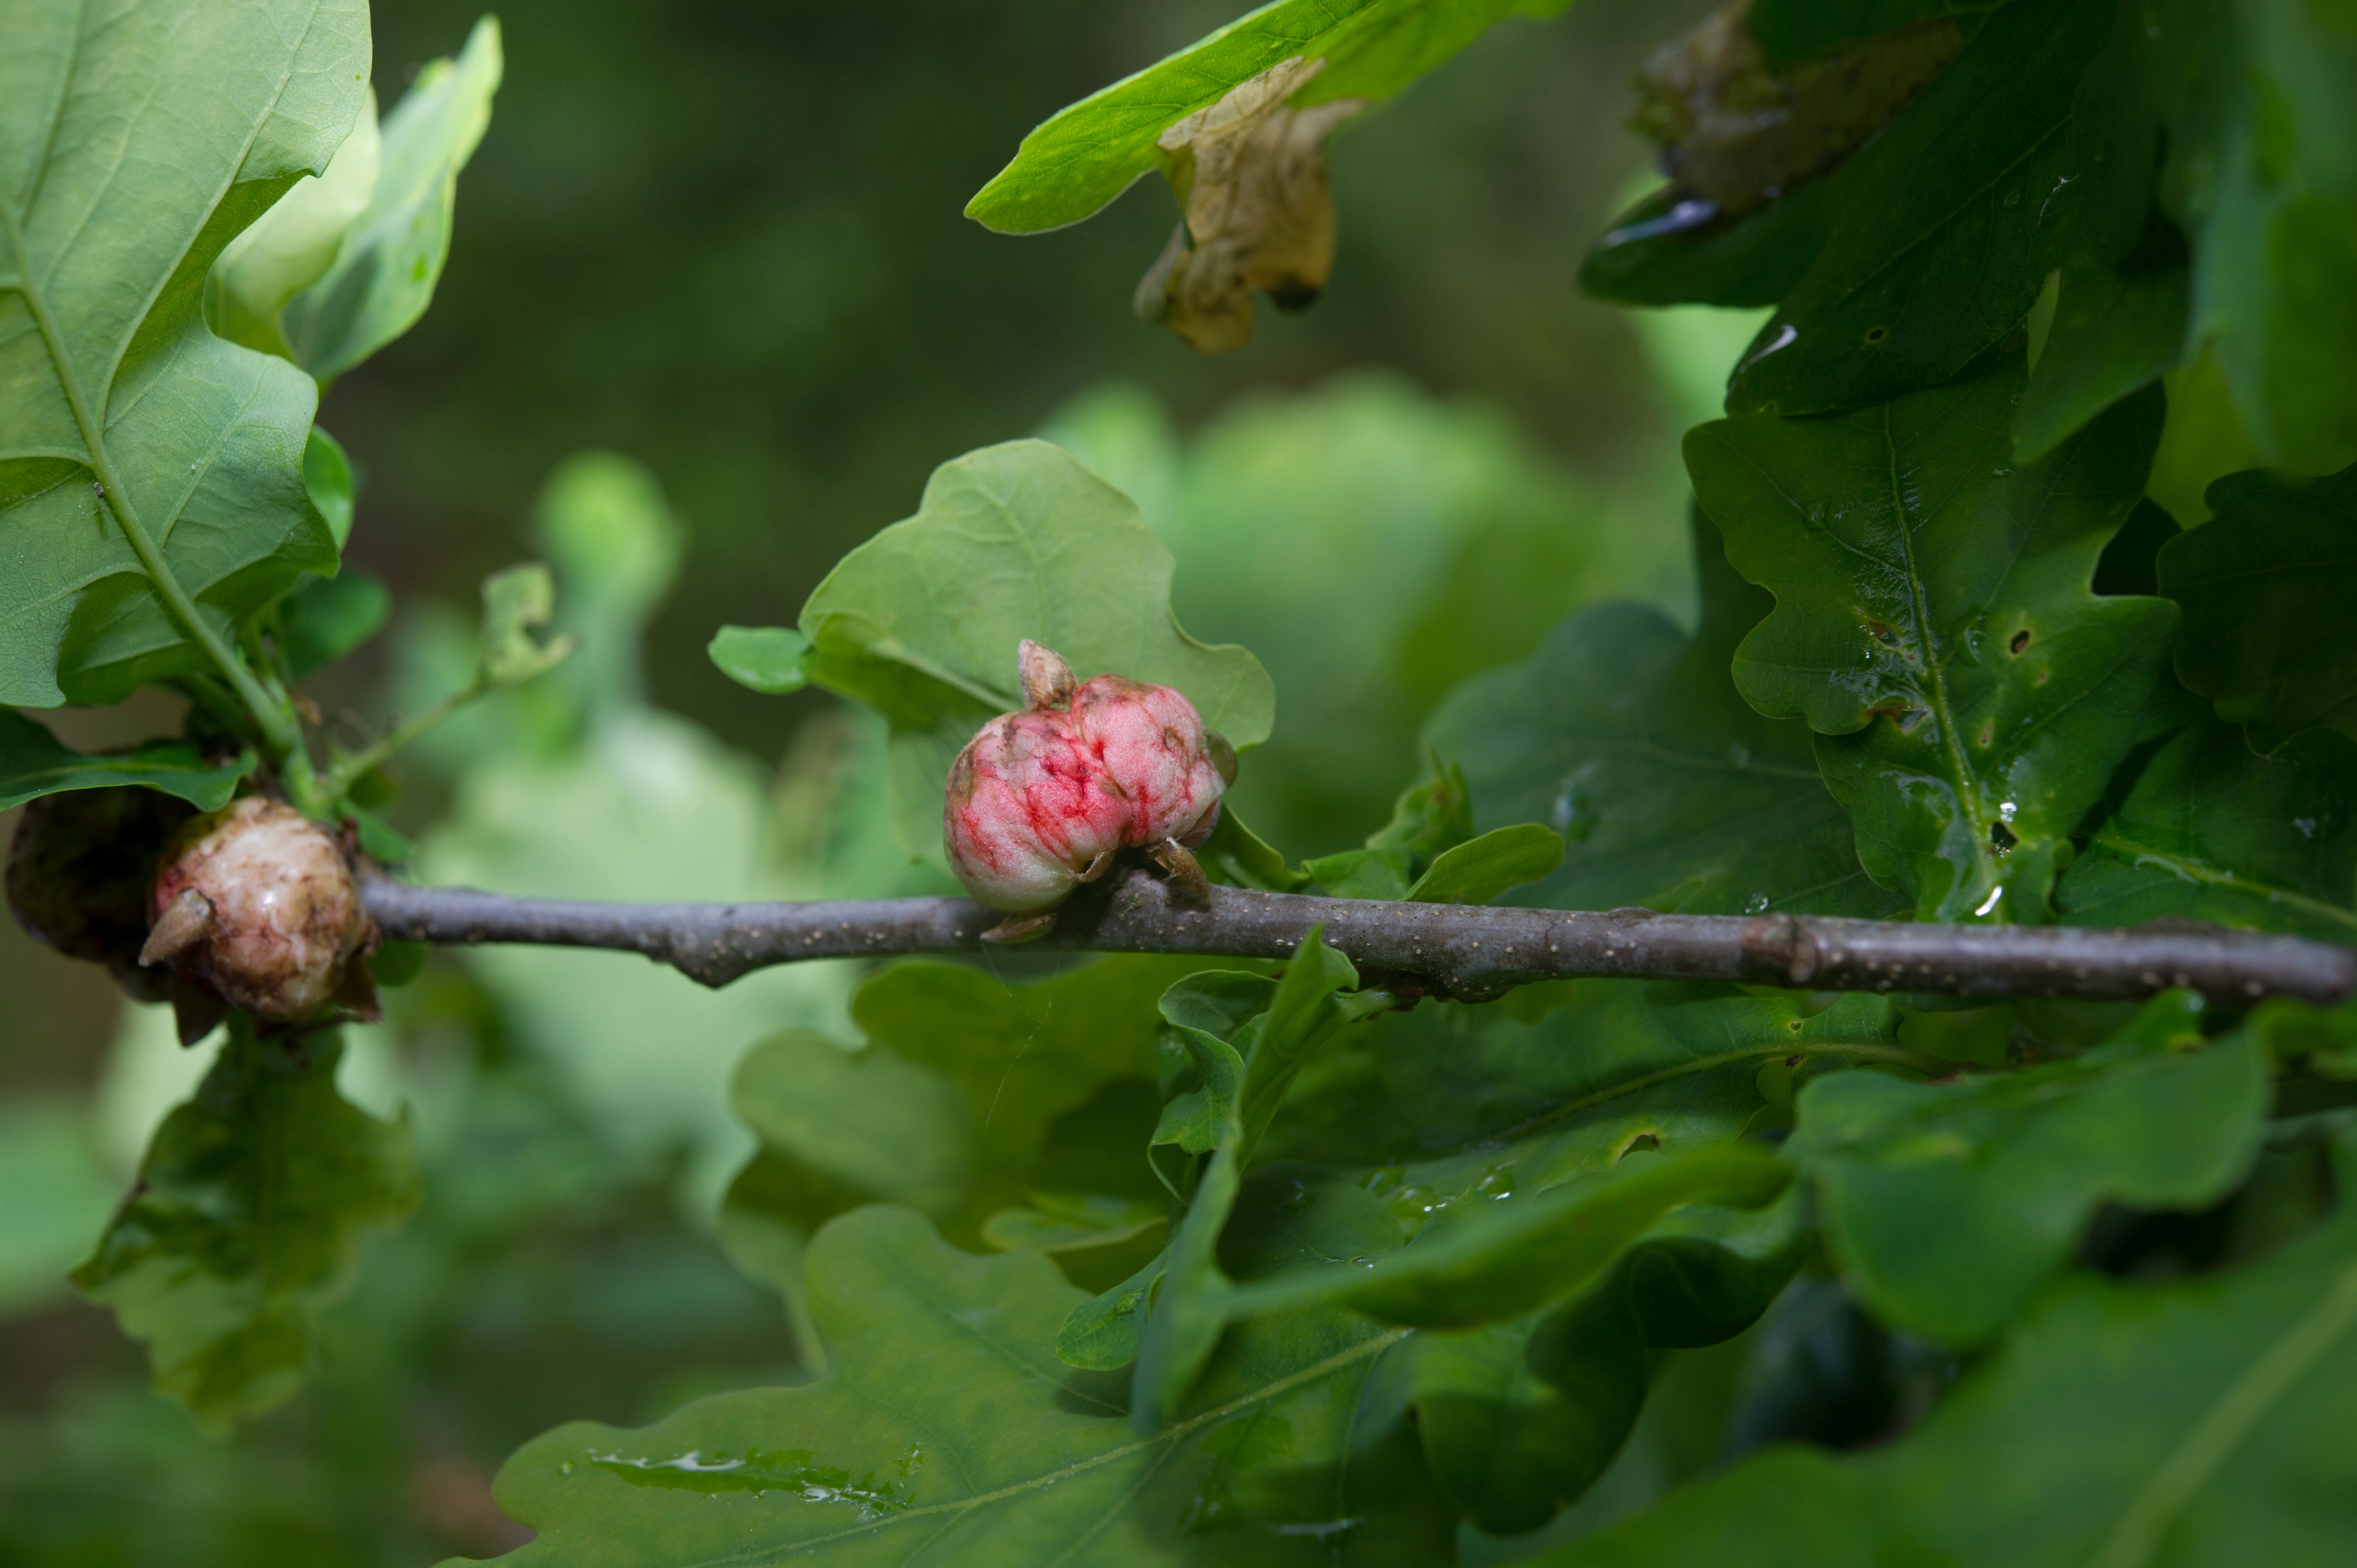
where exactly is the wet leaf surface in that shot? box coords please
[1690,355,2172,920]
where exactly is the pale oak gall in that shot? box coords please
[143,797,374,1023]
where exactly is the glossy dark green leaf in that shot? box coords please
[1224,1147,1790,1328]
[1418,1188,1808,1535]
[1268,984,1912,1240]
[2246,998,2357,1081]
[2161,462,2357,751]
[0,0,362,705]
[488,1204,1447,1566]
[1725,0,2109,417]
[2084,1,2357,473]
[705,624,812,694]
[1131,932,1386,1427]
[1787,993,2270,1344]
[278,18,502,382]
[1424,514,1900,919]
[279,570,390,678]
[1692,357,2173,921]
[798,440,1273,856]
[1403,823,1564,904]
[0,710,251,812]
[2015,243,2190,463]
[1577,177,1840,311]
[73,1023,420,1432]
[965,0,1569,234]
[1747,0,2005,67]
[1538,1164,2357,1568]
[2055,674,2357,941]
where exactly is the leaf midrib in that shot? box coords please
[0,3,328,744]
[2084,826,2357,931]
[1880,404,1989,872]
[658,1326,1413,1567]
[2087,1254,2357,1568]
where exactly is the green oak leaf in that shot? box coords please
[279,570,391,678]
[706,624,812,694]
[1222,1147,1790,1327]
[1786,993,2271,1344]
[1196,802,1312,892]
[1265,984,1915,1252]
[1417,1187,1808,1535]
[2081,0,2357,473]
[279,17,502,382]
[1746,0,2006,68]
[2160,462,2357,751]
[2055,673,2357,942]
[1303,846,1415,900]
[1690,355,2173,921]
[72,1023,420,1432]
[1424,513,1902,918]
[797,440,1273,858]
[486,1205,1453,1566]
[303,424,356,550]
[1,0,364,706]
[1577,175,1843,311]
[205,87,380,361]
[1537,1157,2357,1568]
[0,710,251,812]
[722,957,1206,1361]
[965,0,1569,234]
[1403,823,1564,904]
[1724,0,2109,417]
[1131,933,1388,1429]
[2246,998,2357,1082]
[2015,239,2191,464]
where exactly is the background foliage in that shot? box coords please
[3,0,2354,1564]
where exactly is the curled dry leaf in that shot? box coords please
[1632,0,1960,219]
[6,786,228,1041]
[1135,56,1367,353]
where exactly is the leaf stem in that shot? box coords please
[318,675,496,803]
[1,200,323,816]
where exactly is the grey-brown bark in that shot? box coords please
[361,866,2354,1005]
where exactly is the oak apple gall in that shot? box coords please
[944,641,1227,939]
[142,797,375,1023]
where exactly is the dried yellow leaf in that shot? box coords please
[1134,57,1366,353]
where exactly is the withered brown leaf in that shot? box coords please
[1633,0,1960,219]
[1134,57,1366,354]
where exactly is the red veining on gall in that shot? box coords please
[944,641,1229,940]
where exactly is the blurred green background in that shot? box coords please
[0,0,1753,1559]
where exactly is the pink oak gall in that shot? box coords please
[945,642,1228,937]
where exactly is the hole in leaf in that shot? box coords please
[2009,628,2031,654]
[1618,1133,1662,1160]
[1864,324,1889,344]
[1990,821,2018,857]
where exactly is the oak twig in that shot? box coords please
[361,866,2354,1006]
